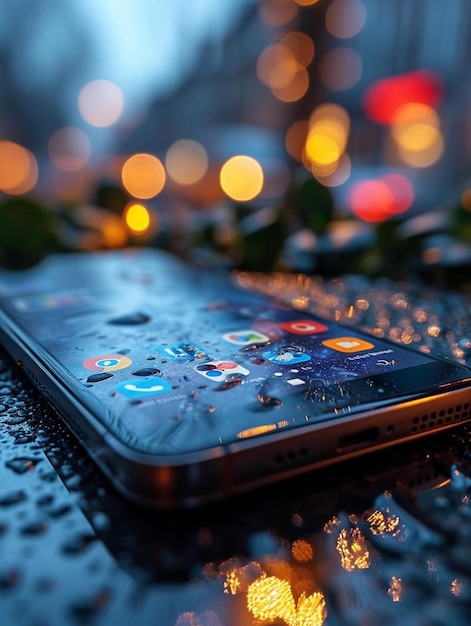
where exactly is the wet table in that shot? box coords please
[2,272,471,626]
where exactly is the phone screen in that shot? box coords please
[0,249,464,456]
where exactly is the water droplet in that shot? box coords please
[132,367,161,376]
[62,534,97,555]
[0,490,26,507]
[5,456,42,474]
[107,312,151,325]
[0,569,21,590]
[20,520,48,536]
[13,434,35,445]
[215,376,244,391]
[86,372,113,383]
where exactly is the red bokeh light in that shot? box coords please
[363,71,443,125]
[349,174,414,222]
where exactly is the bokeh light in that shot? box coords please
[257,43,300,89]
[121,153,166,199]
[348,174,414,222]
[48,127,92,171]
[0,141,38,195]
[258,0,298,26]
[391,103,444,168]
[124,202,151,233]
[305,104,350,174]
[318,47,362,91]
[281,31,315,67]
[220,155,264,201]
[363,70,443,125]
[165,139,209,185]
[286,120,309,162]
[78,79,124,128]
[326,0,367,39]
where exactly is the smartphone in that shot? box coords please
[0,247,470,508]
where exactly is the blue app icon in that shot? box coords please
[116,377,172,398]
[262,348,311,365]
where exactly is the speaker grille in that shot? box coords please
[410,403,470,433]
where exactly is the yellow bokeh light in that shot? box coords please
[305,104,350,172]
[294,0,320,5]
[78,79,124,127]
[121,153,166,199]
[220,155,264,202]
[247,576,296,624]
[0,141,38,195]
[124,202,151,233]
[391,103,444,168]
[48,127,91,171]
[165,139,208,185]
[305,133,341,165]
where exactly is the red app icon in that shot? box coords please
[280,320,328,335]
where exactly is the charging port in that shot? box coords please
[337,427,379,451]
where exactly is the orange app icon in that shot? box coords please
[322,337,374,353]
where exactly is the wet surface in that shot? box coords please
[2,273,471,624]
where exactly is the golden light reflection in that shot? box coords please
[124,202,151,234]
[220,155,264,201]
[326,0,367,39]
[165,139,209,186]
[335,527,370,571]
[291,539,314,562]
[78,79,124,127]
[388,576,403,602]
[247,576,296,623]
[246,574,326,626]
[121,153,166,199]
[48,127,91,171]
[0,140,38,195]
[367,509,401,537]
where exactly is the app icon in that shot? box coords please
[157,343,207,360]
[222,330,269,345]
[194,360,249,382]
[280,320,328,335]
[262,348,311,365]
[116,376,172,398]
[322,337,374,353]
[83,354,132,372]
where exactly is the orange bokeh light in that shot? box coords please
[0,141,38,195]
[121,153,166,199]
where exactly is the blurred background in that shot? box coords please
[2,0,471,277]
